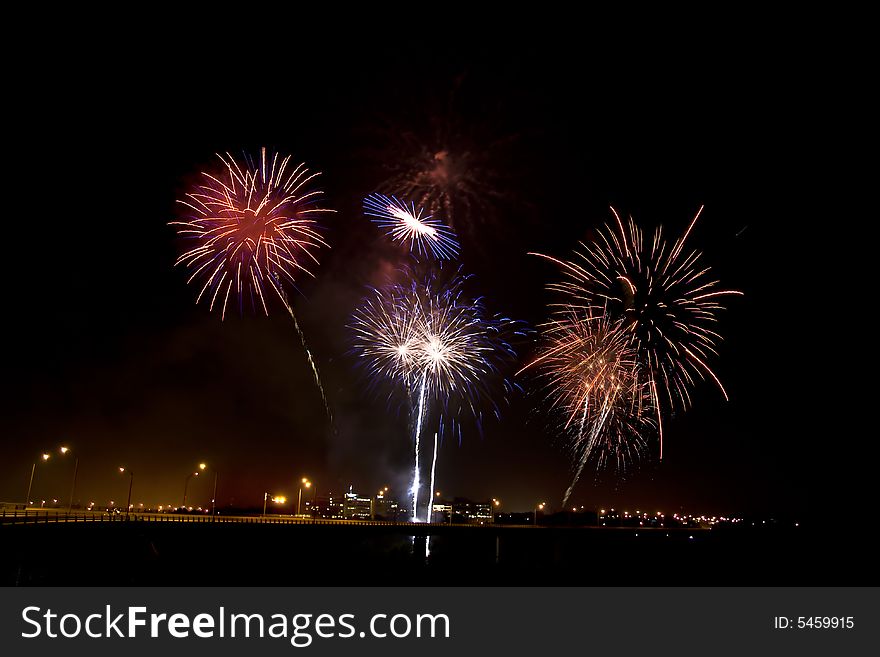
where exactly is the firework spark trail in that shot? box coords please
[364,193,459,260]
[425,430,440,557]
[561,396,591,507]
[427,431,439,523]
[411,371,427,522]
[562,389,616,507]
[172,148,334,419]
[269,276,332,423]
[527,206,738,502]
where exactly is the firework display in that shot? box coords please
[171,148,332,319]
[171,148,334,414]
[526,207,739,500]
[169,144,738,515]
[364,193,459,260]
[351,269,523,520]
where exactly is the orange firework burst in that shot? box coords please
[529,206,740,484]
[171,148,333,319]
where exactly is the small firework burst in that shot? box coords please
[363,193,459,260]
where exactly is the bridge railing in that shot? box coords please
[0,509,522,528]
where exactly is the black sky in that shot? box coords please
[1,26,845,519]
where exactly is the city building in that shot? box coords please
[430,498,495,524]
[305,492,344,519]
[430,500,452,523]
[374,489,405,521]
[342,486,373,520]
[452,498,493,524]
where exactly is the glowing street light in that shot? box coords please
[263,492,287,517]
[119,467,134,517]
[24,449,59,511]
[534,502,546,527]
[490,498,501,525]
[59,446,79,515]
[182,468,202,509]
[297,478,313,516]
[193,462,219,519]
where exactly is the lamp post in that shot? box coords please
[209,467,218,517]
[534,502,545,527]
[297,478,312,516]
[25,452,51,511]
[194,462,219,517]
[182,468,202,509]
[119,467,133,518]
[60,446,79,514]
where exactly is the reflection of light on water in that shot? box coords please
[409,535,432,561]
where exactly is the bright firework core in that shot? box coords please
[388,203,438,238]
[426,337,445,363]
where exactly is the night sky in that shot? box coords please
[2,31,838,519]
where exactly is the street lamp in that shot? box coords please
[263,493,287,517]
[534,502,545,527]
[119,467,134,518]
[193,462,219,518]
[210,469,218,517]
[60,446,79,514]
[297,478,312,516]
[24,452,52,512]
[182,469,202,509]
